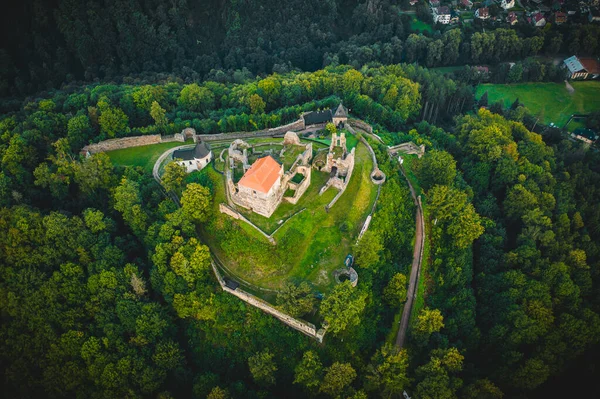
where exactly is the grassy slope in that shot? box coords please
[203,141,378,293]
[106,141,188,173]
[475,81,600,127]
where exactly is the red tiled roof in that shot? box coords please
[579,58,600,74]
[238,156,282,194]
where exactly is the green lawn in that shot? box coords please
[476,81,600,127]
[106,141,190,173]
[201,140,379,294]
[566,119,587,133]
[410,17,432,33]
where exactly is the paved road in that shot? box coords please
[395,163,426,349]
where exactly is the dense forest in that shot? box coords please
[2,0,600,98]
[1,59,599,397]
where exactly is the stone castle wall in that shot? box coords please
[210,261,326,342]
[82,134,162,154]
[283,166,311,205]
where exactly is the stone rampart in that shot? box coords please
[211,261,327,342]
[200,119,304,142]
[349,119,373,134]
[82,134,162,154]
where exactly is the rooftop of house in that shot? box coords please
[574,128,599,141]
[564,55,586,73]
[534,12,546,22]
[461,0,473,4]
[478,7,489,16]
[172,141,211,161]
[438,6,451,14]
[430,0,441,5]
[238,155,282,194]
[579,57,600,74]
[303,109,333,125]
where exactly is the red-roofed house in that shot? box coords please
[532,12,547,26]
[554,11,567,24]
[475,7,490,19]
[507,11,518,25]
[461,0,473,8]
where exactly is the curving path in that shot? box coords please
[394,161,426,349]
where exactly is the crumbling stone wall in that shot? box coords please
[283,166,311,205]
[82,134,162,154]
[200,119,304,142]
[211,261,327,342]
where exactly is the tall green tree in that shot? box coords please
[320,281,367,335]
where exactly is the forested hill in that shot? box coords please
[3,0,600,98]
[1,0,401,96]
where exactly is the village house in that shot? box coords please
[590,7,600,21]
[531,12,547,26]
[461,0,473,8]
[500,0,515,9]
[433,6,452,23]
[564,55,600,79]
[410,0,418,5]
[573,128,599,144]
[172,139,212,173]
[475,7,490,19]
[430,0,441,7]
[507,11,518,25]
[554,11,568,23]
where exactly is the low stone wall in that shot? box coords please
[200,119,304,142]
[219,203,275,244]
[161,133,185,143]
[82,134,162,154]
[211,261,327,342]
[388,142,426,158]
[349,119,373,134]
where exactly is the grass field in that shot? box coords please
[475,81,600,127]
[106,141,190,173]
[410,17,432,33]
[201,140,379,294]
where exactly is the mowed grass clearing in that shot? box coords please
[201,141,379,294]
[476,81,600,127]
[410,17,432,33]
[106,141,190,173]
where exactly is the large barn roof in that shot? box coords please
[238,155,282,194]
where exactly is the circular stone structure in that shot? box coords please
[333,267,358,287]
[370,168,386,185]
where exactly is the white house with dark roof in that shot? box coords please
[172,139,212,173]
[433,6,452,23]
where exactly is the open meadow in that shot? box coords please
[476,81,600,127]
